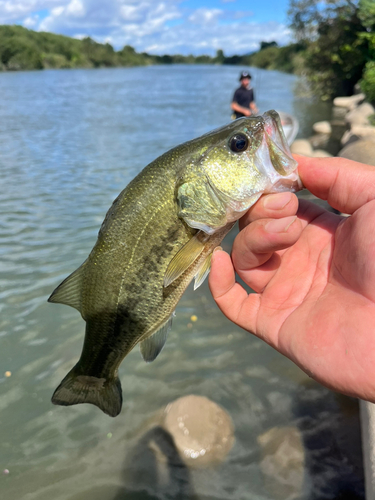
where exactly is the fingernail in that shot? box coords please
[213,246,223,253]
[265,216,297,233]
[263,192,292,210]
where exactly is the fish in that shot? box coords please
[48,110,302,417]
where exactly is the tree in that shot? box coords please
[215,49,225,64]
[260,41,278,50]
[288,0,373,99]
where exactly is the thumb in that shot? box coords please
[296,155,375,214]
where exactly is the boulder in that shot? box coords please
[346,102,375,126]
[163,395,234,468]
[341,130,361,147]
[258,426,305,499]
[351,125,375,142]
[333,93,365,110]
[341,125,375,147]
[312,121,331,135]
[290,139,313,156]
[330,119,348,141]
[331,106,348,121]
[338,139,375,166]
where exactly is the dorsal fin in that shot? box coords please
[194,252,212,290]
[164,233,205,287]
[140,313,174,363]
[48,261,86,313]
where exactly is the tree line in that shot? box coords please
[0,25,302,72]
[0,0,374,103]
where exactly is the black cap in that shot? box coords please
[239,71,251,81]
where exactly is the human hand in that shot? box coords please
[209,156,375,402]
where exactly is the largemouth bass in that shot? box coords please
[49,110,302,417]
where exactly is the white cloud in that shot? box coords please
[1,0,291,56]
[66,0,85,17]
[188,8,223,25]
[23,15,39,28]
[0,0,63,24]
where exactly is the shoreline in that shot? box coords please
[291,91,375,166]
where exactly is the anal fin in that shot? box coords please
[140,313,174,362]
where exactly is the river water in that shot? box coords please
[0,65,364,499]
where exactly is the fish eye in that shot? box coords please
[229,133,249,153]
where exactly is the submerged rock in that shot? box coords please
[258,426,305,499]
[162,395,235,468]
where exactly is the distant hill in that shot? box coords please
[0,25,222,71]
[0,25,160,70]
[0,25,303,74]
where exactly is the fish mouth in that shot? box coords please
[254,110,303,193]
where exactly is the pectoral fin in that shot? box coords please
[164,233,206,287]
[194,252,212,290]
[140,313,174,362]
[48,261,86,313]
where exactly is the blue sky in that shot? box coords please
[0,0,293,56]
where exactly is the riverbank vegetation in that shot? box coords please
[0,0,374,102]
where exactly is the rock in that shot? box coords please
[351,124,375,142]
[338,139,375,166]
[331,105,348,121]
[341,130,361,147]
[309,133,330,150]
[330,119,348,141]
[312,121,331,135]
[290,139,313,156]
[311,149,333,157]
[258,426,305,499]
[333,93,365,110]
[163,395,234,468]
[341,125,375,147]
[346,102,375,126]
[309,133,341,155]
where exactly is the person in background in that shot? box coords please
[231,71,259,119]
[209,155,375,403]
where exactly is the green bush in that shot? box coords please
[360,61,375,104]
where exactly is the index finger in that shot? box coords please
[296,155,375,215]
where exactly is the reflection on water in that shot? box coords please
[0,65,363,499]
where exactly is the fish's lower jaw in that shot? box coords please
[269,170,304,193]
[51,368,123,417]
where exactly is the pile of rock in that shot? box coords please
[291,93,375,166]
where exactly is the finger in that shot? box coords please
[234,215,302,271]
[209,249,259,331]
[295,155,375,214]
[233,215,303,292]
[239,192,299,230]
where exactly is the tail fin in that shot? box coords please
[51,366,122,417]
